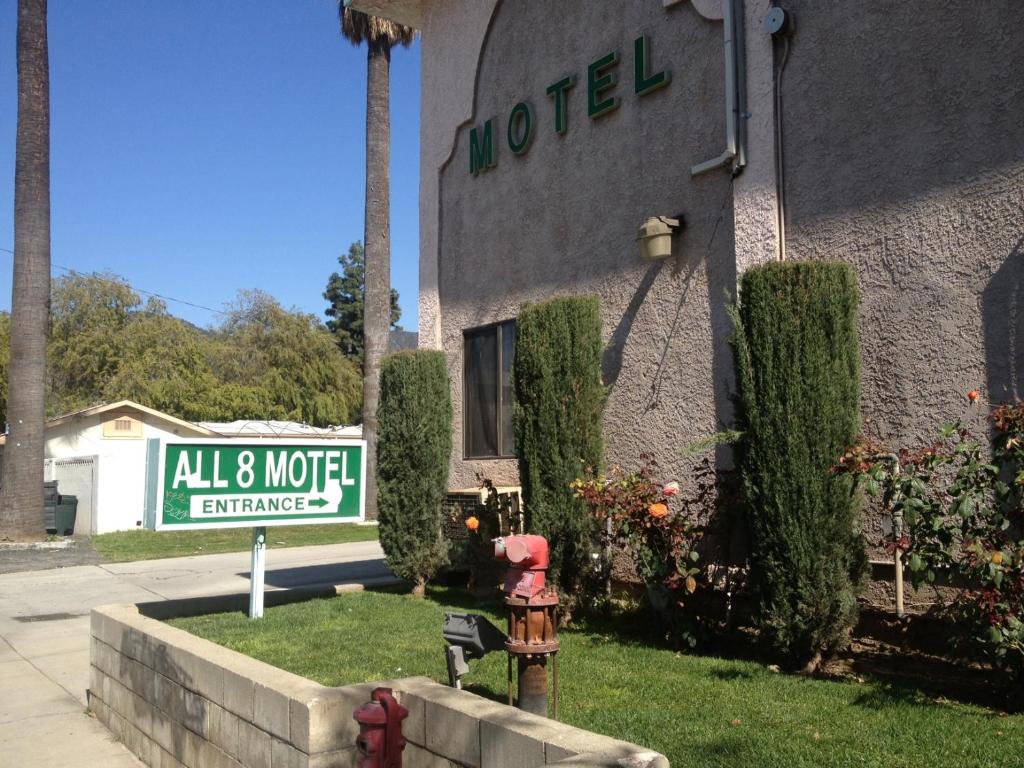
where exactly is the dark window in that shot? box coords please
[464,321,516,458]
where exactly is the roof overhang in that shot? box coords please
[0,399,222,444]
[345,0,422,29]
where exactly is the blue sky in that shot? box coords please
[0,0,421,330]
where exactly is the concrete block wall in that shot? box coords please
[90,604,667,768]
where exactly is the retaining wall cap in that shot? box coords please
[391,676,507,714]
[547,752,669,768]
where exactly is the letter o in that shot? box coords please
[507,101,535,156]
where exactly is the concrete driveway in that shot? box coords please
[0,540,390,766]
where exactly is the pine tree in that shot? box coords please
[323,241,400,364]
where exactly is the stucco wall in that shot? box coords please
[778,1,1024,547]
[420,0,1024,583]
[434,0,733,490]
[418,0,500,350]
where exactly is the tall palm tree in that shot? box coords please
[1,0,50,541]
[339,5,414,521]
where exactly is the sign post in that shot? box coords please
[150,438,366,618]
[249,526,267,619]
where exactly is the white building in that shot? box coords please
[13,401,220,534]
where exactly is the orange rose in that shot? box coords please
[967,390,980,403]
[992,551,1004,565]
[648,503,668,519]
[465,516,480,531]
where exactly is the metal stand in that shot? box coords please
[249,526,267,619]
[506,593,559,718]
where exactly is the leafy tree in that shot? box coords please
[514,295,605,602]
[7,273,362,428]
[208,290,361,426]
[48,272,138,414]
[103,299,223,421]
[339,5,415,521]
[2,0,50,541]
[731,261,866,672]
[377,350,452,595]
[324,240,400,363]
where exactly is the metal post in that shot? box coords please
[249,526,267,619]
[551,653,559,721]
[507,654,514,706]
[517,656,548,717]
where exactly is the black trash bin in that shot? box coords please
[54,494,78,536]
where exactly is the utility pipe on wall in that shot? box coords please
[691,0,747,176]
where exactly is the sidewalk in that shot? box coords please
[0,540,391,766]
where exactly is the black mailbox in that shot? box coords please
[442,612,506,688]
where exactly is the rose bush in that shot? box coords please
[572,455,702,641]
[836,396,1024,676]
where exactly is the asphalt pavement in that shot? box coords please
[0,536,105,574]
[0,539,392,766]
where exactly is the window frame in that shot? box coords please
[462,319,516,460]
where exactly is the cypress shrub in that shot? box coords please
[377,350,452,595]
[514,295,605,598]
[731,261,867,669]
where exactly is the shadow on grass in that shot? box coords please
[849,684,936,711]
[464,682,510,705]
[834,655,1022,714]
[709,667,755,681]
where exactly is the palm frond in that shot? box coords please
[339,6,416,48]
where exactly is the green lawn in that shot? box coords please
[169,588,1024,768]
[92,523,378,562]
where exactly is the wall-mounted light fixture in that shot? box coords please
[636,215,684,261]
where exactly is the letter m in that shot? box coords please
[469,119,496,175]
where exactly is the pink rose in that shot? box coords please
[663,481,680,497]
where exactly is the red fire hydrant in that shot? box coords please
[494,534,550,598]
[353,687,408,768]
[494,535,559,718]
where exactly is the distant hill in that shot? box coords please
[389,329,418,352]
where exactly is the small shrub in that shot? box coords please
[731,261,866,670]
[514,295,605,600]
[377,350,452,595]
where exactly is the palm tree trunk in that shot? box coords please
[362,39,392,521]
[1,0,50,542]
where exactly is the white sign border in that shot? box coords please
[153,437,368,531]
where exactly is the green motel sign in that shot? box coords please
[154,439,365,530]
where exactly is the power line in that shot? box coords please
[0,246,226,316]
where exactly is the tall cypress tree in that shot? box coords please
[731,261,866,670]
[377,350,452,595]
[514,296,604,599]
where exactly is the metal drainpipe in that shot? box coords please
[691,0,746,176]
[773,34,790,261]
